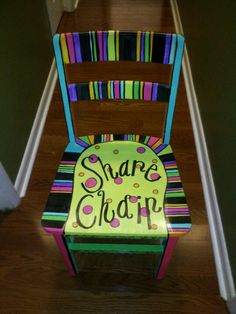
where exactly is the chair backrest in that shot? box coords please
[53,31,184,149]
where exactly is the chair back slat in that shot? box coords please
[68,80,169,102]
[60,31,177,64]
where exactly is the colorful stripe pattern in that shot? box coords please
[42,134,191,236]
[60,31,176,64]
[67,80,169,102]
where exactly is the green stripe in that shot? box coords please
[125,81,133,99]
[145,32,150,62]
[42,215,67,221]
[134,81,139,99]
[166,192,185,198]
[79,136,91,145]
[108,31,116,61]
[68,242,164,253]
[94,81,99,99]
[167,171,179,177]
[92,31,97,61]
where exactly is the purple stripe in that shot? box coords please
[68,84,77,102]
[103,32,108,61]
[124,134,129,140]
[114,80,120,99]
[97,31,103,61]
[76,138,89,147]
[73,32,82,63]
[53,182,73,187]
[144,82,152,100]
[154,143,166,154]
[141,32,145,62]
[66,33,75,63]
[98,81,103,99]
[164,161,177,166]
[152,83,159,101]
[164,34,171,64]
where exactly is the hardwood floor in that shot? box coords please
[0,1,229,313]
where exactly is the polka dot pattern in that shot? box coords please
[85,177,97,188]
[110,218,120,228]
[83,205,93,215]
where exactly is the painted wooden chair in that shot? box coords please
[41,31,191,278]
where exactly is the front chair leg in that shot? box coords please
[53,232,78,276]
[157,237,179,280]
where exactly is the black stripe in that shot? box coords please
[165,196,187,204]
[114,134,125,140]
[45,193,72,214]
[76,83,90,100]
[157,85,170,102]
[139,135,147,143]
[119,32,137,61]
[94,135,102,143]
[167,216,191,224]
[167,182,183,189]
[101,81,108,99]
[55,173,73,181]
[62,152,81,161]
[159,153,175,162]
[152,33,166,63]
[79,32,91,62]
[42,220,65,228]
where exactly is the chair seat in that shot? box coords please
[42,134,191,239]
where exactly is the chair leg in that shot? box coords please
[53,233,78,276]
[156,237,178,280]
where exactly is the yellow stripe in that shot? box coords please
[135,134,140,142]
[108,80,111,98]
[150,32,153,62]
[60,34,70,64]
[88,135,94,144]
[140,81,144,99]
[152,138,162,150]
[108,31,116,61]
[89,82,95,100]
[116,31,119,60]
[136,31,141,61]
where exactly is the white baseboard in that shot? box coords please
[14,60,57,198]
[170,0,235,301]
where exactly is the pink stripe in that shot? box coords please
[60,161,76,165]
[43,227,64,234]
[147,136,159,147]
[143,82,152,100]
[114,80,120,99]
[97,31,103,61]
[51,187,72,191]
[168,177,181,181]
[66,33,75,63]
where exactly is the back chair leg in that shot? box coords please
[53,232,78,276]
[157,237,179,280]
